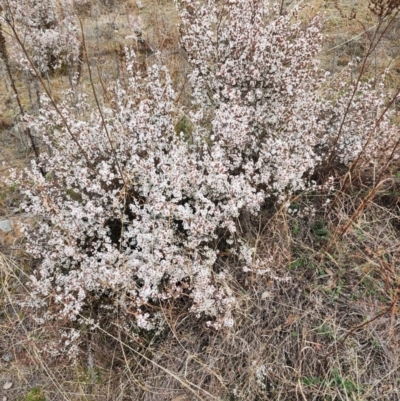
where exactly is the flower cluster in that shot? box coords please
[179,0,326,201]
[319,76,399,168]
[369,0,400,18]
[0,0,81,75]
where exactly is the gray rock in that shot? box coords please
[0,220,13,233]
[2,353,13,362]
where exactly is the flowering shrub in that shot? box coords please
[319,77,399,168]
[11,0,399,348]
[0,0,81,75]
[179,0,399,183]
[179,0,326,200]
[19,54,260,331]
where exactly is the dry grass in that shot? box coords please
[3,202,399,400]
[1,0,400,400]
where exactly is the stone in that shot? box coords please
[0,220,12,233]
[3,382,12,390]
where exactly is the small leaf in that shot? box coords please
[314,228,329,237]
